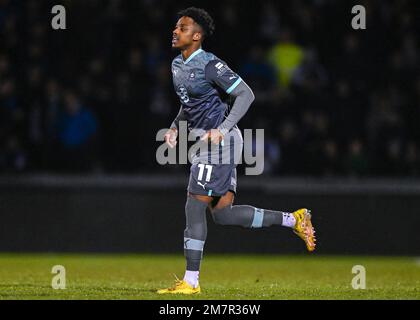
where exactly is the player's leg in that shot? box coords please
[209,191,297,228]
[209,170,316,252]
[182,193,212,290]
[157,192,211,294]
[158,157,215,294]
[205,130,297,229]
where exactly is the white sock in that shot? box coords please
[282,212,296,228]
[183,270,199,288]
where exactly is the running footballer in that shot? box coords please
[158,7,316,295]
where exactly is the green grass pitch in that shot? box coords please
[0,254,418,300]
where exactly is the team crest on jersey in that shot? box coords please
[190,72,195,79]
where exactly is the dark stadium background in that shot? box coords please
[0,0,418,255]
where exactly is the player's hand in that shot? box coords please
[201,129,224,145]
[164,128,178,148]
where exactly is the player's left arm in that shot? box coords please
[217,80,254,135]
[203,60,255,143]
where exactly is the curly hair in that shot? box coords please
[177,7,215,38]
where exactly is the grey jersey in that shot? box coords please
[171,48,242,131]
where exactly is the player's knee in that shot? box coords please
[184,220,207,238]
[211,205,233,226]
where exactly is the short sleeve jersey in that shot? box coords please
[171,48,243,131]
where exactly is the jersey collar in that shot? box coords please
[183,48,203,64]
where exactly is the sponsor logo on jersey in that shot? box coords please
[178,85,190,103]
[215,62,231,77]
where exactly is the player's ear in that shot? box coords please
[192,32,202,41]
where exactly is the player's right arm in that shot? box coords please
[165,105,186,148]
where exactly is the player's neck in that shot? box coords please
[181,45,202,62]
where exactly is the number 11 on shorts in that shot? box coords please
[198,164,213,182]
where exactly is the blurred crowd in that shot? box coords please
[0,0,419,176]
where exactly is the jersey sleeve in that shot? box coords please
[205,59,243,94]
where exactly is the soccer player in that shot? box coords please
[157,7,316,295]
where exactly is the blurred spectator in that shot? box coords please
[268,29,304,88]
[345,139,370,177]
[240,46,277,105]
[56,92,98,172]
[321,140,341,177]
[259,3,281,42]
[0,136,26,173]
[381,138,404,176]
[292,49,328,91]
[278,119,301,175]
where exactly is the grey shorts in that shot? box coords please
[187,127,243,197]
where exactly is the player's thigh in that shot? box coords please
[211,191,235,211]
[188,192,213,204]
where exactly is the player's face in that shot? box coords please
[172,16,201,50]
